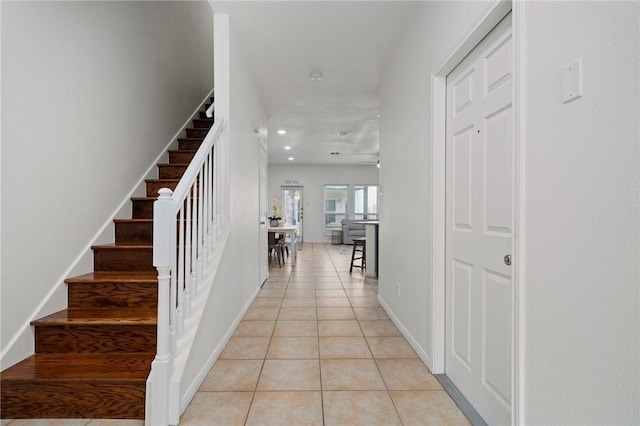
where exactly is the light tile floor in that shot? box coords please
[180,243,470,425]
[2,243,469,426]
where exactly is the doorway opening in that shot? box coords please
[281,186,303,249]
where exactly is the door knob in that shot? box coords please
[504,254,512,266]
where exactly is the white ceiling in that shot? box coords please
[209,1,417,165]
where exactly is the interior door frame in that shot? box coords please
[430,1,524,424]
[258,139,269,284]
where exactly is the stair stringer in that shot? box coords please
[0,89,214,371]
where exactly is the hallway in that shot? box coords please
[180,243,469,425]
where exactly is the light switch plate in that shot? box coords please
[562,59,583,103]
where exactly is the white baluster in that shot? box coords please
[202,158,210,263]
[176,206,185,336]
[190,186,198,298]
[184,192,192,318]
[207,150,214,252]
[196,167,204,291]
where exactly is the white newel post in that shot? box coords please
[149,188,176,426]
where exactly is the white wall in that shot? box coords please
[1,1,213,363]
[268,164,379,242]
[521,2,639,424]
[378,0,492,366]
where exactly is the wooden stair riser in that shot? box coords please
[132,197,201,220]
[169,150,196,163]
[145,179,178,197]
[93,246,154,272]
[0,381,146,419]
[115,220,193,245]
[67,281,158,310]
[185,127,208,138]
[34,325,156,354]
[115,220,152,245]
[131,198,155,219]
[158,163,188,179]
[192,118,214,129]
[146,180,203,198]
[178,138,204,150]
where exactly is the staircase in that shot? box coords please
[0,99,215,420]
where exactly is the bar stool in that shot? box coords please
[350,237,366,273]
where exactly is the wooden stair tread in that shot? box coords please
[168,149,197,153]
[32,308,156,325]
[113,218,191,224]
[66,271,157,283]
[157,163,190,167]
[145,178,180,183]
[132,196,202,202]
[1,353,154,381]
[91,243,151,249]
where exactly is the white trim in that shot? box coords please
[430,73,447,375]
[430,0,519,423]
[513,2,526,424]
[0,89,214,370]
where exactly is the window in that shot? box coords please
[354,185,378,220]
[324,184,348,230]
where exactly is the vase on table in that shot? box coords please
[270,219,280,227]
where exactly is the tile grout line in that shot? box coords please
[317,243,327,425]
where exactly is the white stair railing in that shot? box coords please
[147,117,226,426]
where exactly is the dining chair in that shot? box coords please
[268,231,284,267]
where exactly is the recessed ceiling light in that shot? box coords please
[277,129,287,135]
[288,157,295,161]
[337,131,350,137]
[284,146,292,150]
[310,72,323,81]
